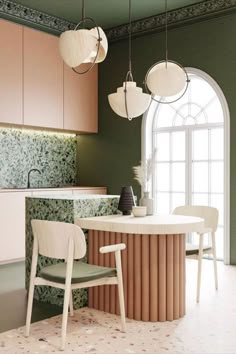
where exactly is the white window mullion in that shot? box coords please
[208,128,212,207]
[187,128,192,206]
[169,132,173,213]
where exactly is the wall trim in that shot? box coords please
[107,0,236,42]
[0,0,236,39]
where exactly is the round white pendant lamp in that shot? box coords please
[59,0,108,74]
[59,29,97,68]
[108,0,151,120]
[83,27,108,64]
[144,0,189,103]
[108,81,151,119]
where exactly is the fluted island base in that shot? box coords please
[88,230,185,322]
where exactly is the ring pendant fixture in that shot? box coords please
[108,0,151,120]
[59,0,108,75]
[144,0,190,104]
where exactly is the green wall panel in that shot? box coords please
[78,14,236,263]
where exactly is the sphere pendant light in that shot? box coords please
[108,0,151,120]
[59,0,108,75]
[144,0,189,104]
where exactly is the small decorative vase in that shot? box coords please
[118,186,135,215]
[139,191,154,216]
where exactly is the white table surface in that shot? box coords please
[75,214,204,235]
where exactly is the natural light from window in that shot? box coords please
[151,71,225,260]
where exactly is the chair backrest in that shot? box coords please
[31,220,86,260]
[173,205,219,232]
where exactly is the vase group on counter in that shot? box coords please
[139,191,154,215]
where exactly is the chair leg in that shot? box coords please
[25,281,35,337]
[69,290,74,316]
[211,232,218,290]
[115,251,126,332]
[61,285,71,350]
[197,234,204,303]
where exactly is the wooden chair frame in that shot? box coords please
[25,220,126,350]
[173,205,219,302]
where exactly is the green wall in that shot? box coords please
[78,14,236,263]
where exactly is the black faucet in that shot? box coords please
[27,168,41,188]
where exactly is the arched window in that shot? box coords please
[142,68,230,263]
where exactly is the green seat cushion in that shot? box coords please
[39,262,117,284]
[186,243,212,256]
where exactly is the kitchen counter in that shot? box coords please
[25,194,119,309]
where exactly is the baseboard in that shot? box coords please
[0,257,25,265]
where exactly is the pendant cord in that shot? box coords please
[165,0,168,68]
[82,0,85,21]
[128,0,132,76]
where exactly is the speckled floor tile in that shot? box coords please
[1,259,236,354]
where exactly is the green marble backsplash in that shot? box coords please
[0,128,77,188]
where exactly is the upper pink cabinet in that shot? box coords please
[0,19,98,133]
[23,27,64,129]
[64,64,98,133]
[0,20,23,125]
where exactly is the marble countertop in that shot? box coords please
[75,214,204,235]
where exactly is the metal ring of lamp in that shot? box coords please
[72,17,101,75]
[145,59,190,104]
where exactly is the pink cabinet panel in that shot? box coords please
[64,64,98,133]
[0,20,23,125]
[23,27,63,129]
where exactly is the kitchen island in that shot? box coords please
[76,214,204,322]
[25,194,119,309]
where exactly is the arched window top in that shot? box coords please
[153,70,224,130]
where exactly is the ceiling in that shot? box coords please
[12,0,206,29]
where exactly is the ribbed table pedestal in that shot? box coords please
[88,230,185,322]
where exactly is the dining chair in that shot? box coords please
[25,220,126,350]
[173,205,219,302]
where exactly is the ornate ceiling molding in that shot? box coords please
[106,0,236,42]
[0,0,74,34]
[0,0,236,39]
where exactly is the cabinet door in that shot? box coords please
[0,192,31,263]
[64,64,98,133]
[0,20,23,125]
[24,27,63,129]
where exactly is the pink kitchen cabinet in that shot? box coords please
[23,27,63,129]
[0,20,23,125]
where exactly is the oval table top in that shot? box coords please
[75,214,204,235]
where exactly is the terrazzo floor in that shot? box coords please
[1,259,236,354]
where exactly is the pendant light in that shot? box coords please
[108,0,151,120]
[144,0,189,103]
[59,0,108,74]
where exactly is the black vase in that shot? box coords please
[118,186,135,215]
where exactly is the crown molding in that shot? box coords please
[0,0,236,39]
[106,0,236,42]
[0,0,74,34]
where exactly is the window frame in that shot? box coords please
[141,67,230,264]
